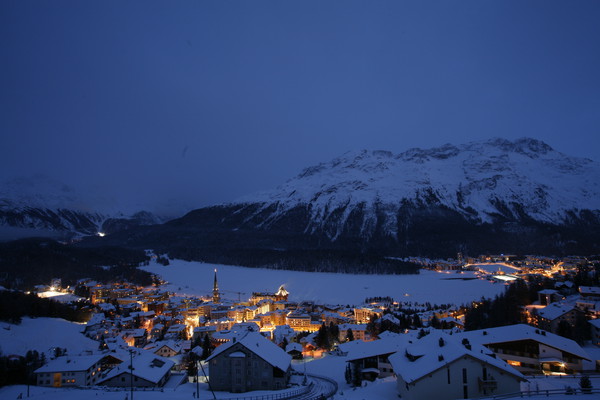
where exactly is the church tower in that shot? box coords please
[213,268,221,303]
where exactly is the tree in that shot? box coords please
[201,334,213,360]
[580,375,592,394]
[346,328,354,342]
[315,324,331,350]
[186,353,198,379]
[344,363,352,384]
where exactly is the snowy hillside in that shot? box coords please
[235,138,600,240]
[0,317,98,357]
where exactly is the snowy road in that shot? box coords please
[290,374,337,400]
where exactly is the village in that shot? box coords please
[17,252,600,399]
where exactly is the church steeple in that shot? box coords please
[213,268,221,303]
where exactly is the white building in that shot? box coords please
[389,332,523,400]
[35,355,106,387]
[457,324,591,374]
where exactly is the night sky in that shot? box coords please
[1,1,599,215]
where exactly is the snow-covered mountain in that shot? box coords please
[87,137,600,264]
[0,175,162,239]
[232,137,600,241]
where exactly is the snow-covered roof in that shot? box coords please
[338,323,367,332]
[589,319,600,329]
[380,314,400,325]
[388,332,524,384]
[536,302,578,320]
[457,324,590,360]
[579,286,600,296]
[99,351,174,384]
[206,332,291,371]
[86,313,106,327]
[285,343,303,353]
[346,336,411,362]
[35,355,104,373]
[145,339,182,354]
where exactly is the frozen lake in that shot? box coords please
[142,259,506,306]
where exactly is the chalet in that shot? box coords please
[285,343,303,360]
[389,332,524,400]
[345,336,408,381]
[98,351,174,387]
[457,324,591,374]
[35,355,107,387]
[145,340,182,358]
[207,332,291,393]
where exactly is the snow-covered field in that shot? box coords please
[142,259,506,306]
[0,317,98,357]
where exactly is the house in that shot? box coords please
[533,302,584,334]
[457,324,591,374]
[345,336,408,381]
[388,332,524,400]
[579,286,600,300]
[35,355,107,387]
[123,328,147,347]
[285,343,303,360]
[98,351,174,387]
[538,289,562,305]
[207,331,292,393]
[145,340,182,358]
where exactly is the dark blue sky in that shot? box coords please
[1,1,599,214]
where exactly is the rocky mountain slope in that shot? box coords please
[233,137,600,240]
[87,138,600,266]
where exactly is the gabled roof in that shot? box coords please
[206,332,291,371]
[99,351,174,384]
[457,324,590,360]
[35,355,104,373]
[145,339,182,354]
[346,335,411,362]
[388,332,524,385]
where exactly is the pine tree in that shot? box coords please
[201,334,213,360]
[580,375,592,394]
[346,328,355,342]
[344,363,352,384]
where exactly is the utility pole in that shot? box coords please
[129,349,134,400]
[195,357,200,398]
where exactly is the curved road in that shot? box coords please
[291,374,338,400]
